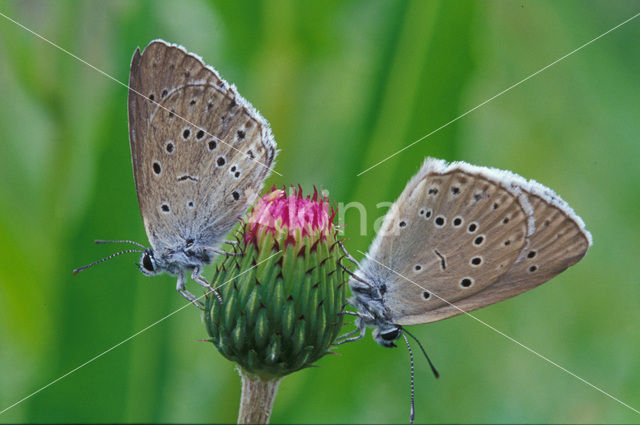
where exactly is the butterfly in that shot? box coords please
[341,157,590,345]
[337,158,591,420]
[74,40,277,306]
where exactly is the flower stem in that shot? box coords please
[237,369,282,424]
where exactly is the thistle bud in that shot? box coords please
[204,187,347,379]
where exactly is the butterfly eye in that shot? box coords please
[142,252,155,272]
[380,328,400,341]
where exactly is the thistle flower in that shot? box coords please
[203,187,347,422]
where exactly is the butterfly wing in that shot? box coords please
[128,40,276,252]
[359,158,590,325]
[423,182,591,322]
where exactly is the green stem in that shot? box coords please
[237,369,282,424]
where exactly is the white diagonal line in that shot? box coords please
[356,10,640,177]
[0,11,282,177]
[0,250,282,416]
[357,250,640,416]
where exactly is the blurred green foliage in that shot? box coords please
[0,0,639,423]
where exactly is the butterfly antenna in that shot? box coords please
[402,327,440,378]
[402,333,416,424]
[94,239,146,249]
[73,249,144,275]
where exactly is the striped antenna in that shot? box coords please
[94,239,146,249]
[73,249,144,275]
[403,333,416,424]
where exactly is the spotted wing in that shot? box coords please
[434,182,591,321]
[128,40,276,252]
[358,158,590,325]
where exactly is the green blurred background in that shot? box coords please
[0,0,639,423]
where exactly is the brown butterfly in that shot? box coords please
[341,157,590,346]
[75,40,277,306]
[338,158,591,422]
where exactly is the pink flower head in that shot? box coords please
[246,186,335,246]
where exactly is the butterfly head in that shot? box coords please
[373,324,402,347]
[138,248,159,276]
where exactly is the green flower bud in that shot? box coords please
[204,187,347,379]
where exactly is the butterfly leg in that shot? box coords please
[176,273,204,309]
[212,248,241,257]
[334,323,367,345]
[334,316,368,345]
[334,311,361,340]
[337,256,372,288]
[337,240,362,268]
[334,327,360,342]
[191,267,224,305]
